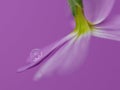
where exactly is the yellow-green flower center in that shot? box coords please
[73,6,93,36]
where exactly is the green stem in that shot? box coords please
[68,0,93,36]
[74,6,91,35]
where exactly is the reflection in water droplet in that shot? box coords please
[28,49,43,63]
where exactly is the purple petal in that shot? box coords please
[83,0,115,24]
[34,33,91,80]
[17,33,76,73]
[95,15,120,30]
[92,29,120,41]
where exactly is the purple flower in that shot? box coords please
[18,0,119,80]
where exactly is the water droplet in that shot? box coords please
[28,49,43,63]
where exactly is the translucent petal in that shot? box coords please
[17,33,76,72]
[92,29,120,41]
[34,33,91,80]
[83,0,115,24]
[96,15,120,30]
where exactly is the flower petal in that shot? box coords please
[34,37,77,80]
[95,15,120,30]
[34,33,91,80]
[92,29,120,41]
[83,0,115,24]
[17,33,76,72]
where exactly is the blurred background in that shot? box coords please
[0,0,120,90]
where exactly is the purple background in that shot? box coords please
[0,0,120,90]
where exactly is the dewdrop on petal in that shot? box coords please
[28,49,43,63]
